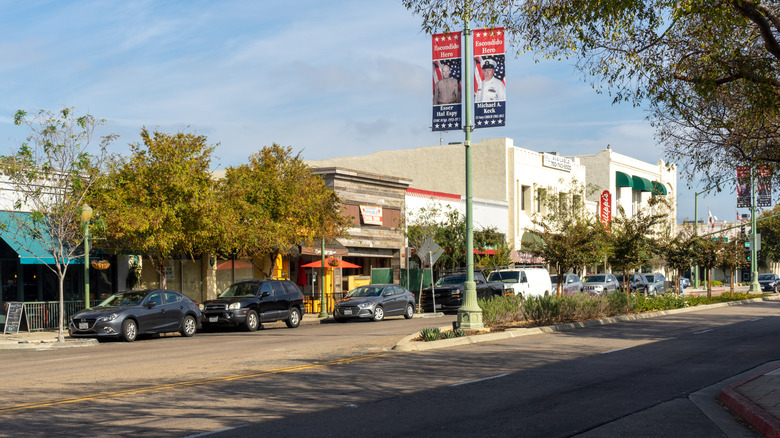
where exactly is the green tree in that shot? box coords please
[403,1,780,186]
[608,204,666,295]
[474,226,513,269]
[757,205,780,263]
[694,237,721,299]
[660,226,699,294]
[527,180,606,296]
[89,128,217,288]
[0,108,115,342]
[216,144,348,277]
[718,236,748,293]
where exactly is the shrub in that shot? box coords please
[420,327,441,342]
[522,295,561,326]
[440,330,455,339]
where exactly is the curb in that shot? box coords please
[719,363,780,438]
[393,294,780,352]
[0,338,99,349]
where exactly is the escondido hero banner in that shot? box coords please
[473,27,506,128]
[432,31,462,132]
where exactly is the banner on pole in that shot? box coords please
[432,32,462,132]
[737,166,751,208]
[473,27,505,129]
[758,166,772,208]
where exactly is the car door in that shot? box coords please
[256,282,277,322]
[383,286,406,315]
[607,274,618,291]
[137,291,164,332]
[271,281,292,320]
[161,291,185,331]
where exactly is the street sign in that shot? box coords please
[418,237,443,265]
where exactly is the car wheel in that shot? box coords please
[372,306,385,321]
[775,285,779,293]
[244,310,259,332]
[403,303,414,319]
[180,315,197,337]
[285,307,301,328]
[121,319,137,342]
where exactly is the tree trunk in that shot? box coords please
[58,274,65,343]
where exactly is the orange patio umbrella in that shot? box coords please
[301,257,361,269]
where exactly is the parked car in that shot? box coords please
[333,284,415,322]
[758,273,780,293]
[421,271,505,313]
[681,277,692,289]
[488,267,553,297]
[645,273,667,294]
[581,273,620,295]
[200,279,304,331]
[549,273,583,295]
[616,273,650,294]
[68,289,202,342]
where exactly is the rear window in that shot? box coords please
[487,271,520,283]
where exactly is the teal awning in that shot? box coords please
[616,171,633,188]
[632,175,653,192]
[0,211,61,264]
[652,181,668,196]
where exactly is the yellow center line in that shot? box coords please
[0,353,385,413]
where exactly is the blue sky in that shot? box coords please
[0,0,749,225]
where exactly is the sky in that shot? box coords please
[0,0,753,225]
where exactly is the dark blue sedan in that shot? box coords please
[68,289,202,342]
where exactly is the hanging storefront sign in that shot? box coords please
[758,166,772,208]
[432,31,462,132]
[737,166,751,208]
[473,27,505,129]
[359,205,383,225]
[600,190,611,229]
[542,153,572,172]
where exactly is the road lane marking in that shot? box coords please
[451,373,510,387]
[694,329,714,335]
[0,353,385,414]
[749,317,764,322]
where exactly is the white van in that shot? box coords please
[487,267,553,298]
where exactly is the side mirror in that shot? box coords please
[261,291,271,298]
[147,301,158,309]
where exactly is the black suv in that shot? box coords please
[200,279,304,331]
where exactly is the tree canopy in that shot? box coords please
[403,1,780,187]
[216,144,349,277]
[89,128,217,287]
[0,108,114,341]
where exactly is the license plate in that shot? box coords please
[209,316,218,323]
[79,322,88,330]
[344,309,352,315]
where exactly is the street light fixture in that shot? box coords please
[81,203,93,308]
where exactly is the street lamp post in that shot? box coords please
[81,203,93,308]
[318,238,329,318]
[456,8,483,329]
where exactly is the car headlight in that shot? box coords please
[198,303,205,311]
[358,302,376,309]
[98,313,119,322]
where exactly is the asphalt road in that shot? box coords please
[1,303,778,437]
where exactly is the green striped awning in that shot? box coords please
[616,171,633,188]
[632,175,653,192]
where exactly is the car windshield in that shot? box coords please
[219,283,258,298]
[99,292,148,307]
[346,286,383,297]
[436,274,467,285]
[583,275,606,283]
[550,275,558,284]
[488,271,519,283]
[758,274,776,280]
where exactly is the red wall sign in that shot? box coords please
[600,190,612,228]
